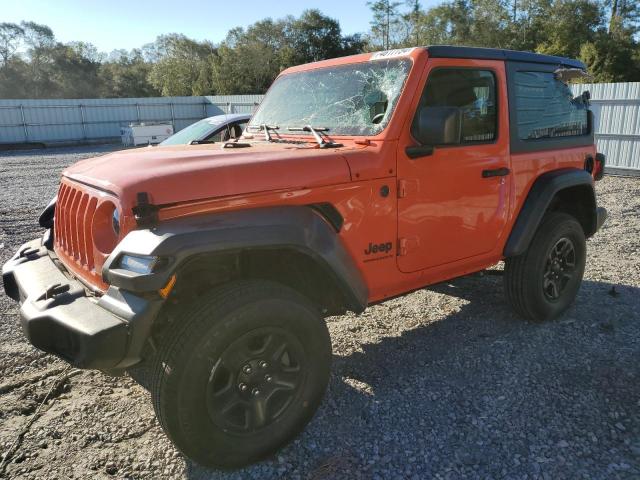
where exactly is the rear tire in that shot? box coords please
[149,280,332,468]
[504,212,586,322]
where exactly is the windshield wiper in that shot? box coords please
[246,124,279,142]
[287,125,343,148]
[189,139,216,145]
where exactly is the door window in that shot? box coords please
[207,121,248,142]
[413,69,497,144]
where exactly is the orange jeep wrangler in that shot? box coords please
[3,46,606,467]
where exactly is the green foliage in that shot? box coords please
[0,10,364,98]
[98,50,159,98]
[212,10,364,94]
[535,0,601,58]
[147,34,216,96]
[0,3,638,100]
[374,0,640,81]
[0,57,28,98]
[0,23,24,65]
[367,0,403,49]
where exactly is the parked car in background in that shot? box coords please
[159,113,251,145]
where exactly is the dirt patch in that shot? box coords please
[1,147,638,479]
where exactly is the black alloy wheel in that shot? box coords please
[206,327,306,434]
[542,237,577,301]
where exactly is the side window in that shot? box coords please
[413,68,497,144]
[236,120,248,135]
[209,130,226,143]
[207,121,247,142]
[514,72,589,140]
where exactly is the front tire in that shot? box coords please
[504,212,586,322]
[149,280,332,468]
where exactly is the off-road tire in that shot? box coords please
[504,212,586,322]
[148,280,332,468]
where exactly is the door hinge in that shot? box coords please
[398,236,420,256]
[397,179,419,198]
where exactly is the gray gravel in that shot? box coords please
[1,146,639,479]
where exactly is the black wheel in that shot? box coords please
[504,212,586,322]
[149,280,332,468]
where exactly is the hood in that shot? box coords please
[63,143,353,207]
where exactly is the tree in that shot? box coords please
[147,34,216,96]
[0,57,29,98]
[403,0,426,46]
[212,10,364,95]
[68,41,105,63]
[580,0,640,81]
[2,3,640,100]
[99,50,159,97]
[288,10,348,63]
[607,0,640,33]
[20,21,54,49]
[446,0,473,44]
[536,0,601,58]
[367,0,403,49]
[212,21,290,95]
[505,0,552,51]
[372,0,640,82]
[46,43,102,98]
[19,21,56,98]
[468,0,512,48]
[0,22,24,66]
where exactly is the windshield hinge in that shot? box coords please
[132,192,159,227]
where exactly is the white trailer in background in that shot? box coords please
[120,123,174,146]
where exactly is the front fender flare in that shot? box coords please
[103,206,368,313]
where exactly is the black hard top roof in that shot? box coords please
[425,45,586,69]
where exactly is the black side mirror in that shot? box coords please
[407,106,462,159]
[414,106,462,145]
[406,107,462,158]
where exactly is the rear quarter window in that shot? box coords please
[514,71,589,140]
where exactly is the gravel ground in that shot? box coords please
[0,146,639,480]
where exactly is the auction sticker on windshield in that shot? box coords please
[370,48,416,61]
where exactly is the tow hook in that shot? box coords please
[38,283,71,301]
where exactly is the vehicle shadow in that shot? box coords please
[184,273,640,479]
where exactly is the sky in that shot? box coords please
[3,0,440,53]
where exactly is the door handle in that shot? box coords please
[482,167,510,178]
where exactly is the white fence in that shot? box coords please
[0,95,264,145]
[1,83,639,173]
[572,82,640,173]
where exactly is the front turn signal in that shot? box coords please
[159,274,177,299]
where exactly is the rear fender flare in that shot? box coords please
[504,169,597,257]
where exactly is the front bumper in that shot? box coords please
[2,238,162,370]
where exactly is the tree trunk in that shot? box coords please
[609,0,619,33]
[386,4,390,49]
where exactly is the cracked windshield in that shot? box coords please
[249,58,412,136]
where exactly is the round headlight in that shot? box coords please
[93,201,118,254]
